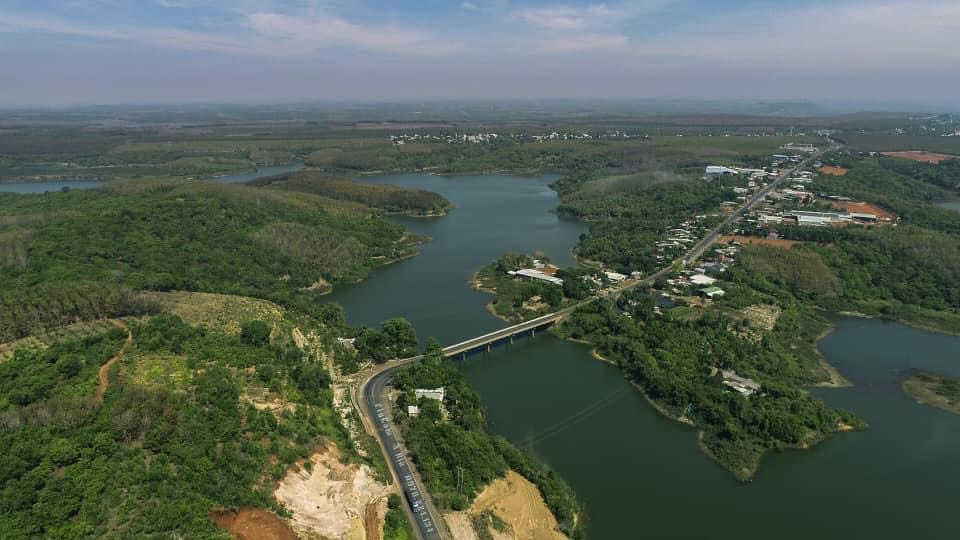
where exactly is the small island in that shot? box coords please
[472,253,609,323]
[902,371,960,416]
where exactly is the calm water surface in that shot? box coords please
[0,180,105,193]
[330,173,960,539]
[0,163,303,193]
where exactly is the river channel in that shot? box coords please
[329,173,960,539]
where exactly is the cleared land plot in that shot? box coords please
[838,133,960,155]
[881,151,958,164]
[719,235,797,249]
[819,165,849,176]
[829,201,897,221]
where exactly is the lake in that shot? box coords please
[0,179,105,194]
[330,172,960,539]
[0,162,304,193]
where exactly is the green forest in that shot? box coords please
[249,170,452,216]
[0,315,351,537]
[0,179,420,314]
[392,340,584,538]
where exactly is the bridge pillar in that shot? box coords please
[486,343,491,353]
[531,328,536,337]
[509,335,513,345]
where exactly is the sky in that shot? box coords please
[1,0,958,107]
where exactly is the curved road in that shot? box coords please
[360,365,442,540]
[354,147,825,539]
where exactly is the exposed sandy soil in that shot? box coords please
[829,201,897,221]
[445,513,479,540]
[274,442,390,540]
[819,165,849,176]
[741,304,781,331]
[719,235,797,249]
[881,150,958,164]
[444,471,566,540]
[210,508,297,540]
[730,304,781,343]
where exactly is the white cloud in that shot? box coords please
[0,11,242,53]
[513,1,667,30]
[627,1,960,71]
[246,11,456,57]
[539,33,629,53]
[0,6,457,58]
[461,2,478,10]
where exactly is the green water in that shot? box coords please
[331,173,960,539]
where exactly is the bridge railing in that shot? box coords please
[441,311,563,356]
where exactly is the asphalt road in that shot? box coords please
[683,151,822,265]
[361,366,443,540]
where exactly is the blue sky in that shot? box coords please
[1,0,958,107]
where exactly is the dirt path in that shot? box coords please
[96,319,132,404]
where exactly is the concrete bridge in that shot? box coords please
[440,308,574,359]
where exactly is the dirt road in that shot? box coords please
[95,319,132,404]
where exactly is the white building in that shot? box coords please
[415,388,445,402]
[721,370,761,396]
[605,271,628,283]
[706,165,739,175]
[690,274,717,286]
[509,268,564,286]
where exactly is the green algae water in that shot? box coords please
[331,173,960,539]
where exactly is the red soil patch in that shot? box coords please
[210,509,297,540]
[539,264,560,276]
[829,201,897,221]
[881,151,958,164]
[819,165,849,176]
[719,235,797,249]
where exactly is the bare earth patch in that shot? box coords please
[881,150,958,164]
[210,508,297,540]
[829,201,897,221]
[274,442,391,540]
[444,471,567,540]
[819,165,849,176]
[719,235,797,249]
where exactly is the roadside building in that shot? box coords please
[605,271,628,283]
[690,274,717,286]
[509,268,564,286]
[706,165,739,175]
[721,370,761,396]
[699,286,725,299]
[415,388,445,402]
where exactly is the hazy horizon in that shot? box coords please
[2,1,959,108]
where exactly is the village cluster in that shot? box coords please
[388,130,647,146]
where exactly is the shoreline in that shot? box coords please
[808,323,852,388]
[562,331,859,482]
